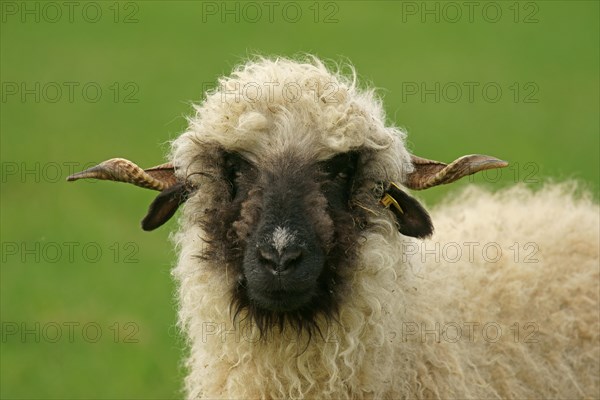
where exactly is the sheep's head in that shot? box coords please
[68,57,507,335]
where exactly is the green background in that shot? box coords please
[1,1,598,398]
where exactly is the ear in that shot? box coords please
[380,183,433,239]
[141,183,190,231]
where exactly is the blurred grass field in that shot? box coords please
[1,1,598,398]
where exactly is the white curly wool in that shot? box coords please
[169,57,599,399]
[170,56,413,189]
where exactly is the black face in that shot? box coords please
[196,148,365,335]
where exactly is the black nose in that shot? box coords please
[257,245,302,275]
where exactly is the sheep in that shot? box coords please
[68,56,599,399]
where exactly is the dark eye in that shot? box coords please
[323,151,358,182]
[321,151,359,207]
[224,152,253,200]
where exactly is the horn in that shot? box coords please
[67,158,188,231]
[66,158,177,191]
[404,154,508,190]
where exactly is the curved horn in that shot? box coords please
[404,154,508,190]
[66,158,177,191]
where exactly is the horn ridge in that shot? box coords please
[405,154,508,190]
[66,158,174,191]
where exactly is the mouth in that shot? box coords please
[249,288,315,312]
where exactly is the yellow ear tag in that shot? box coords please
[379,183,404,214]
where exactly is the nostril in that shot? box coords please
[257,247,278,264]
[257,246,279,273]
[280,248,302,270]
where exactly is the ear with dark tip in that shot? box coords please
[380,183,433,239]
[405,154,508,190]
[141,183,190,231]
